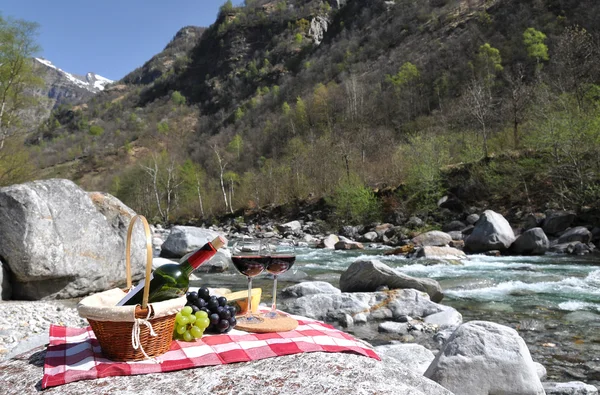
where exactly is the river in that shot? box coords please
[195,244,600,386]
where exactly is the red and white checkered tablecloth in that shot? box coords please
[42,312,380,389]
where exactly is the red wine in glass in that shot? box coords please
[266,255,296,275]
[265,249,296,318]
[231,256,270,277]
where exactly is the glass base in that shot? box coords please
[237,313,264,325]
[264,310,285,319]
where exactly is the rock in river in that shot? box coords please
[339,260,444,303]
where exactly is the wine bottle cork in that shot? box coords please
[212,235,227,250]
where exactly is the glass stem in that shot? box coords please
[271,275,278,313]
[247,276,253,317]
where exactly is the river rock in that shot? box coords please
[466,214,479,225]
[317,234,339,249]
[442,221,466,232]
[550,241,593,255]
[378,321,409,334]
[362,231,379,242]
[0,179,145,300]
[464,210,516,253]
[423,307,463,329]
[543,211,576,236]
[374,343,436,375]
[412,231,452,247]
[160,226,226,258]
[0,347,455,395]
[281,281,342,297]
[447,231,463,241]
[523,213,545,230]
[277,220,302,233]
[424,321,544,395]
[543,381,598,394]
[510,227,549,255]
[283,289,446,323]
[557,226,592,244]
[415,246,467,260]
[535,362,547,380]
[334,240,364,250]
[339,260,444,303]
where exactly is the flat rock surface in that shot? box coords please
[0,347,454,395]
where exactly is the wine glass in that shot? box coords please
[230,238,268,324]
[264,239,296,319]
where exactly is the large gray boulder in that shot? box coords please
[412,231,452,247]
[464,210,516,253]
[339,260,444,303]
[510,227,549,255]
[374,343,436,375]
[160,226,230,271]
[283,288,446,324]
[424,321,544,395]
[0,346,454,395]
[0,179,145,300]
[543,211,576,236]
[557,226,592,244]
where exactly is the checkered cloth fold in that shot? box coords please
[42,312,379,389]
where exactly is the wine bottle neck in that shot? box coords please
[180,241,218,276]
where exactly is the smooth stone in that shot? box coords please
[378,321,409,334]
[423,307,463,329]
[277,220,302,233]
[0,347,454,395]
[283,289,445,324]
[425,321,544,395]
[339,260,444,303]
[511,227,549,255]
[412,231,452,247]
[415,246,467,260]
[464,210,516,253]
[281,281,341,297]
[543,211,576,236]
[317,234,339,249]
[0,179,145,300]
[535,362,547,380]
[543,381,598,394]
[557,226,592,244]
[374,343,436,375]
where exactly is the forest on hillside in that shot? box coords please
[2,0,600,226]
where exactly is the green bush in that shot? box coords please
[89,125,104,136]
[328,175,381,225]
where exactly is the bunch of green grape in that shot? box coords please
[173,306,210,342]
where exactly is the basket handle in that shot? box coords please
[125,215,153,310]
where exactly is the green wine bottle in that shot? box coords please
[117,236,226,306]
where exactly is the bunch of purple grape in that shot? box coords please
[185,287,236,334]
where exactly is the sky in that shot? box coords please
[2,0,243,81]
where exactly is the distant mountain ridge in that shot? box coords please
[19,58,113,132]
[34,58,113,94]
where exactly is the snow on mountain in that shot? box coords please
[34,58,113,93]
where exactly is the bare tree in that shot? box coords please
[504,64,533,149]
[465,79,496,158]
[213,145,230,213]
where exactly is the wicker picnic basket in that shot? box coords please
[77,215,186,361]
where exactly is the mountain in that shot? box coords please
[28,0,600,223]
[19,58,113,131]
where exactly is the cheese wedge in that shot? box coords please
[223,288,262,316]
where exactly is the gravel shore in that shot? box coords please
[0,300,87,361]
